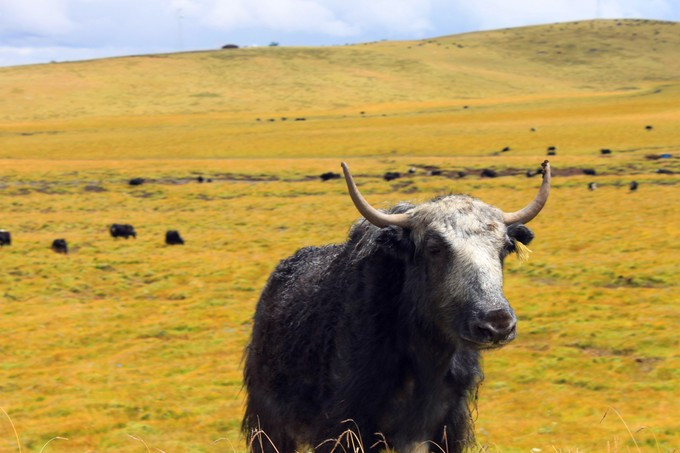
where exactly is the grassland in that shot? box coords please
[0,19,678,452]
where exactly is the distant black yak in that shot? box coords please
[243,161,552,453]
[51,239,68,254]
[128,177,145,186]
[0,230,11,246]
[110,224,137,239]
[320,172,341,181]
[165,230,184,245]
[383,171,401,181]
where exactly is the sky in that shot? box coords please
[0,0,678,67]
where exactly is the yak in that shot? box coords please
[243,161,551,453]
[51,239,68,254]
[110,224,136,239]
[0,230,10,246]
[165,230,185,245]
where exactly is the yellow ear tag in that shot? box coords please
[514,240,532,263]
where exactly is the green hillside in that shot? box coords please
[1,19,678,122]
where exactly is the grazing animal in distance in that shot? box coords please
[165,230,185,245]
[320,172,341,181]
[243,161,552,453]
[0,230,11,246]
[588,182,598,191]
[110,224,137,239]
[128,177,145,186]
[600,149,612,155]
[383,171,401,181]
[629,181,638,191]
[582,168,597,176]
[480,168,497,178]
[51,239,68,254]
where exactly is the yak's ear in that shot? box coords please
[507,223,534,245]
[375,225,415,260]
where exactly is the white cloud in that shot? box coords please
[170,0,434,36]
[171,0,357,36]
[0,44,160,67]
[330,0,433,36]
[0,0,74,37]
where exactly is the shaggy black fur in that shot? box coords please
[243,202,532,453]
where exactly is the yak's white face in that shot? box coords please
[407,195,518,349]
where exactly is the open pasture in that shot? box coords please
[0,19,678,452]
[0,155,677,452]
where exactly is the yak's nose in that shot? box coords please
[469,309,517,344]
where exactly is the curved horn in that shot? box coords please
[503,160,551,225]
[341,162,411,228]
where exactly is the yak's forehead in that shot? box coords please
[409,195,506,246]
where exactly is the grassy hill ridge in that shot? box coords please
[0,19,678,122]
[0,19,678,160]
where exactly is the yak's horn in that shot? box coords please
[341,162,411,228]
[503,160,551,225]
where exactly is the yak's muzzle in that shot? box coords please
[463,308,517,347]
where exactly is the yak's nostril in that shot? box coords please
[469,309,517,343]
[472,324,494,342]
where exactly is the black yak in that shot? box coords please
[110,224,136,239]
[383,171,401,181]
[128,177,145,186]
[320,172,341,181]
[51,239,68,254]
[165,230,185,245]
[243,161,552,453]
[0,230,10,246]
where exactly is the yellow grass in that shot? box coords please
[0,19,678,452]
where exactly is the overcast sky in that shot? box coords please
[1,0,678,67]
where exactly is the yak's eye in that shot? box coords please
[425,238,444,255]
[427,245,442,255]
[501,238,516,259]
[505,239,516,252]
